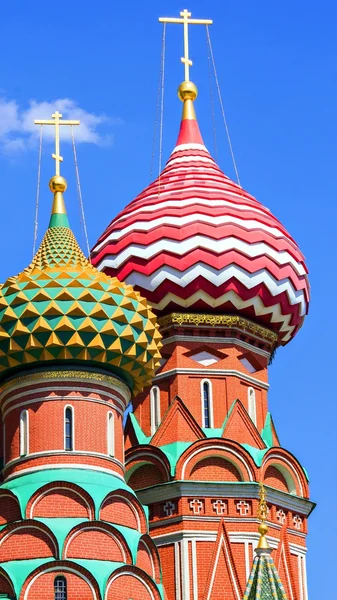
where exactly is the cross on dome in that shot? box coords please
[159,8,212,81]
[34,111,80,176]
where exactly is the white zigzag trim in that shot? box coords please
[96,236,305,276]
[120,263,307,315]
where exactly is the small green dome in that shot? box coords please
[0,184,162,393]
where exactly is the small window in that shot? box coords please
[107,411,114,456]
[54,575,67,600]
[150,386,161,435]
[65,407,73,451]
[248,387,257,425]
[20,410,29,456]
[201,380,213,428]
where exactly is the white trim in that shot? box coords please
[191,538,198,600]
[303,554,308,600]
[150,386,161,436]
[29,484,93,520]
[262,453,303,496]
[174,541,181,600]
[245,542,251,581]
[4,463,125,482]
[136,481,314,515]
[181,445,253,481]
[206,531,241,600]
[125,451,170,480]
[64,405,74,451]
[107,411,115,457]
[64,525,126,561]
[1,523,58,556]
[200,379,214,428]
[161,335,271,358]
[0,375,131,405]
[138,538,156,579]
[153,368,269,389]
[298,554,304,600]
[2,388,125,421]
[3,450,124,472]
[181,538,190,600]
[247,387,257,426]
[24,566,98,600]
[105,570,156,600]
[20,409,29,457]
[100,493,141,531]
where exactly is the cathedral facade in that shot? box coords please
[0,10,312,600]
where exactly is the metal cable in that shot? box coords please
[158,22,166,176]
[206,25,241,187]
[33,125,43,257]
[206,26,218,161]
[71,127,90,258]
[150,23,166,181]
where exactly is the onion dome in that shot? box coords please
[91,81,309,345]
[0,176,162,392]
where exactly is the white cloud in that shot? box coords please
[0,97,118,154]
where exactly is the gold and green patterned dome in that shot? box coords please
[0,176,162,393]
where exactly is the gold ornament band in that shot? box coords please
[158,313,277,345]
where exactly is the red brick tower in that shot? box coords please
[91,10,313,600]
[0,121,164,600]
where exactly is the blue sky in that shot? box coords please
[1,1,336,597]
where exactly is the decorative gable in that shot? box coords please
[151,395,205,447]
[202,520,243,600]
[222,400,266,449]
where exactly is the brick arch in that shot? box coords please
[264,465,289,493]
[100,489,147,532]
[136,535,161,583]
[176,440,256,482]
[261,449,308,497]
[0,520,58,562]
[190,455,243,481]
[63,521,132,563]
[0,568,15,597]
[20,560,100,600]
[125,446,171,491]
[106,565,162,600]
[0,490,21,524]
[27,481,95,520]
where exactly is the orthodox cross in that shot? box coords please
[163,501,175,517]
[189,498,203,514]
[34,111,80,176]
[159,9,212,81]
[236,500,250,516]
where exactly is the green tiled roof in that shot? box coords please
[243,550,288,600]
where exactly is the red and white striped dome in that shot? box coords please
[91,89,309,345]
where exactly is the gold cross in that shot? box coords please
[159,8,212,82]
[34,111,80,176]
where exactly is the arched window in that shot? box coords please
[54,575,67,600]
[107,411,114,456]
[248,387,257,425]
[64,406,74,451]
[201,380,213,428]
[150,386,161,435]
[20,410,29,456]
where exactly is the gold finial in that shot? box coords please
[257,482,270,550]
[159,9,212,82]
[34,111,80,177]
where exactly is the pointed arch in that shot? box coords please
[20,409,29,456]
[150,386,161,435]
[247,386,257,425]
[200,379,214,428]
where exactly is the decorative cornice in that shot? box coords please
[136,481,315,517]
[158,313,277,345]
[153,368,269,390]
[0,369,131,399]
[161,335,271,359]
